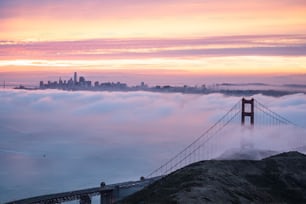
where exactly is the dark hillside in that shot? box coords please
[119,151,306,204]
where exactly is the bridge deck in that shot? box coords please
[6,177,161,204]
[6,187,113,204]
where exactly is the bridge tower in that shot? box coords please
[241,98,254,126]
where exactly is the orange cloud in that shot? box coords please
[0,0,306,41]
[1,56,306,76]
[0,0,305,77]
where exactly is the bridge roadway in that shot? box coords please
[6,177,161,204]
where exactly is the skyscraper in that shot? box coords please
[74,72,77,84]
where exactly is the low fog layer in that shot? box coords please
[0,90,305,202]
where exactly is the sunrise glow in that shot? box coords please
[0,0,306,82]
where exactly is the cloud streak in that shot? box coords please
[1,35,306,60]
[1,0,306,45]
[2,0,305,18]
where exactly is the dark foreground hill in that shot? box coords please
[119,151,306,204]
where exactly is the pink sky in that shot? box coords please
[0,0,306,84]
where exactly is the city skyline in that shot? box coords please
[9,72,302,97]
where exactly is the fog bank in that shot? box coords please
[0,90,305,202]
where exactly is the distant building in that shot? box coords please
[79,76,85,86]
[68,78,73,86]
[86,81,92,87]
[74,72,77,84]
[59,77,63,85]
[79,76,85,83]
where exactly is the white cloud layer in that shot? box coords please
[0,90,305,202]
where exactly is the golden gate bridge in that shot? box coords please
[146,98,303,178]
[7,98,305,204]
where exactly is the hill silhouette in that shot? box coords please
[119,151,306,204]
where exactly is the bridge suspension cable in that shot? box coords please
[254,99,297,127]
[147,100,241,178]
[147,98,304,178]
